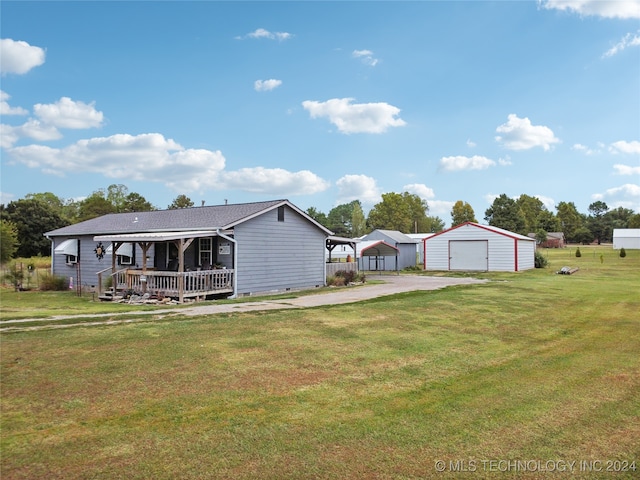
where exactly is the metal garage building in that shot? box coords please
[423,222,535,272]
[613,229,640,249]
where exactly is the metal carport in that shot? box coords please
[360,240,400,274]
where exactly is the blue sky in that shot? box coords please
[1,0,639,226]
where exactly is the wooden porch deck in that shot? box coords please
[98,268,234,302]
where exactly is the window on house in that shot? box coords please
[54,238,79,265]
[116,243,134,265]
[199,237,212,267]
[278,205,285,222]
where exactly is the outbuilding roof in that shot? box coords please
[365,229,418,244]
[359,240,399,257]
[613,229,640,238]
[425,222,535,242]
[46,199,332,237]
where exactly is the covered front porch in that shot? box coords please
[94,230,236,302]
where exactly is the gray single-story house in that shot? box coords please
[359,229,419,271]
[45,199,333,301]
[424,222,535,272]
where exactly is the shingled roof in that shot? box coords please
[46,199,331,237]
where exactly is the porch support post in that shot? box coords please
[216,229,237,298]
[177,239,185,303]
[137,242,152,293]
[176,238,195,303]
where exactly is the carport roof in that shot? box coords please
[359,240,399,257]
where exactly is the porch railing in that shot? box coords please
[98,268,234,300]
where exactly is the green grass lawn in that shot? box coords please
[1,246,639,479]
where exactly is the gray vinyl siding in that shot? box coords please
[51,236,156,290]
[234,205,326,295]
[52,235,107,290]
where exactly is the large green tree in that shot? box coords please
[484,194,525,233]
[423,215,446,233]
[168,194,195,210]
[587,201,609,244]
[605,206,635,230]
[516,194,546,234]
[25,192,80,224]
[121,192,155,213]
[0,199,68,257]
[536,209,562,232]
[451,200,477,227]
[77,192,116,222]
[556,201,584,242]
[327,201,361,236]
[0,220,19,262]
[106,184,130,212]
[367,192,430,233]
[351,202,367,237]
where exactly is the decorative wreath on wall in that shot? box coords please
[94,242,106,261]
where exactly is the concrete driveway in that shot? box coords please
[179,274,487,316]
[2,275,487,330]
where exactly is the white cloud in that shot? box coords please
[535,195,556,210]
[240,28,292,41]
[427,200,456,218]
[17,118,62,142]
[5,132,330,196]
[335,174,381,205]
[609,140,640,154]
[254,79,282,92]
[33,97,104,129]
[220,167,329,195]
[0,39,46,75]
[439,155,496,172]
[498,155,513,166]
[352,49,379,66]
[302,98,406,134]
[572,143,601,155]
[613,164,640,175]
[602,31,640,58]
[0,91,28,115]
[403,183,435,199]
[0,190,15,204]
[495,114,560,151]
[484,193,501,205]
[466,138,477,148]
[592,184,640,211]
[540,0,640,19]
[7,133,225,189]
[0,124,19,149]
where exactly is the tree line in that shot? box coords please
[1,184,638,262]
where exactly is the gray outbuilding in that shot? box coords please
[359,229,419,271]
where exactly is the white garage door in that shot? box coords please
[450,240,488,271]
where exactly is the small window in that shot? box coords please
[116,243,135,265]
[278,205,285,222]
[66,255,78,265]
[118,254,133,265]
[199,237,213,267]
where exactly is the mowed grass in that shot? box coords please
[1,247,639,479]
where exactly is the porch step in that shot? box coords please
[98,288,116,302]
